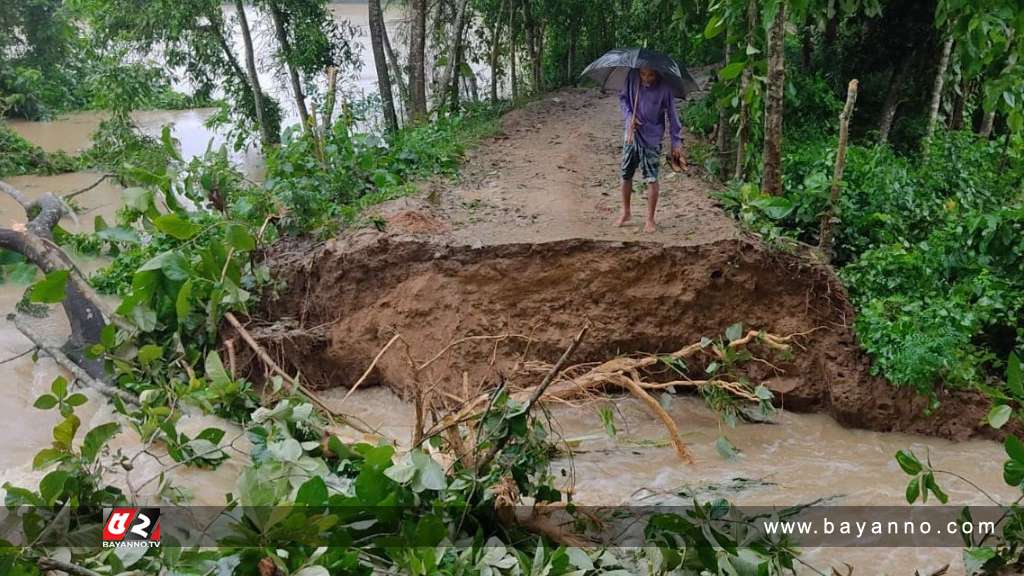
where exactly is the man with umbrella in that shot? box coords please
[581,49,696,233]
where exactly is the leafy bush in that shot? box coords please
[0,123,79,177]
[717,110,1024,398]
[265,104,501,233]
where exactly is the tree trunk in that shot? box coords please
[368,0,399,133]
[269,4,312,136]
[489,4,505,104]
[823,0,837,50]
[382,25,409,123]
[761,2,786,196]
[408,0,428,120]
[949,78,966,130]
[234,0,274,147]
[734,0,756,181]
[925,36,954,144]
[0,183,108,381]
[717,33,732,180]
[801,13,813,70]
[979,110,996,138]
[523,0,542,92]
[510,0,519,100]
[878,52,910,143]
[819,79,859,261]
[436,0,472,111]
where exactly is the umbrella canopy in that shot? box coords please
[580,48,700,99]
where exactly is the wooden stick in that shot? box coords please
[819,78,859,260]
[609,373,692,462]
[12,314,139,407]
[338,333,401,406]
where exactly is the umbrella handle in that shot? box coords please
[629,74,639,142]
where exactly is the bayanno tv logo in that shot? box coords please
[101,507,161,548]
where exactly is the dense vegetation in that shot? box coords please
[1,0,1024,574]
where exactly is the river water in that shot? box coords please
[0,4,1017,574]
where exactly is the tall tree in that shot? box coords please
[368,0,399,132]
[408,0,429,120]
[268,3,312,133]
[877,53,910,142]
[234,0,275,147]
[383,31,409,122]
[734,0,757,181]
[925,36,954,143]
[761,1,786,196]
[488,0,507,104]
[435,0,473,110]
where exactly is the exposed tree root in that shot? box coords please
[413,328,803,464]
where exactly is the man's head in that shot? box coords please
[639,66,658,87]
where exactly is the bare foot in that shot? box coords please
[616,213,631,227]
[644,220,657,233]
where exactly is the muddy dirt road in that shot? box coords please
[434,88,738,245]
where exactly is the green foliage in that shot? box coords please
[264,104,501,234]
[717,108,1024,397]
[0,123,80,177]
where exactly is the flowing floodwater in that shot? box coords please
[0,4,1016,573]
[329,387,1016,575]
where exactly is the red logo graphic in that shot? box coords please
[102,507,161,548]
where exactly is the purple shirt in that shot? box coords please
[618,69,683,150]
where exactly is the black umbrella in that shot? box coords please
[580,48,700,99]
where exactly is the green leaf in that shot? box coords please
[703,15,726,39]
[100,325,117,349]
[988,404,1013,429]
[139,251,190,282]
[38,470,69,504]
[410,450,445,492]
[50,376,68,398]
[32,447,66,470]
[225,223,256,252]
[895,450,923,475]
[137,344,163,366]
[598,406,617,437]
[716,436,739,459]
[96,226,141,244]
[160,125,183,162]
[718,61,746,81]
[175,279,192,321]
[905,476,920,503]
[65,393,87,407]
[924,472,948,504]
[1005,435,1024,463]
[296,476,328,506]
[153,213,201,240]
[1004,459,1024,487]
[29,270,69,303]
[52,414,80,451]
[81,422,120,463]
[964,547,997,575]
[205,351,232,386]
[33,394,58,410]
[122,187,153,212]
[725,322,744,342]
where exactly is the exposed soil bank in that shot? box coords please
[249,233,993,441]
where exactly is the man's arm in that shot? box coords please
[667,92,683,150]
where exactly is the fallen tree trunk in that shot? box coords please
[0,181,109,380]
